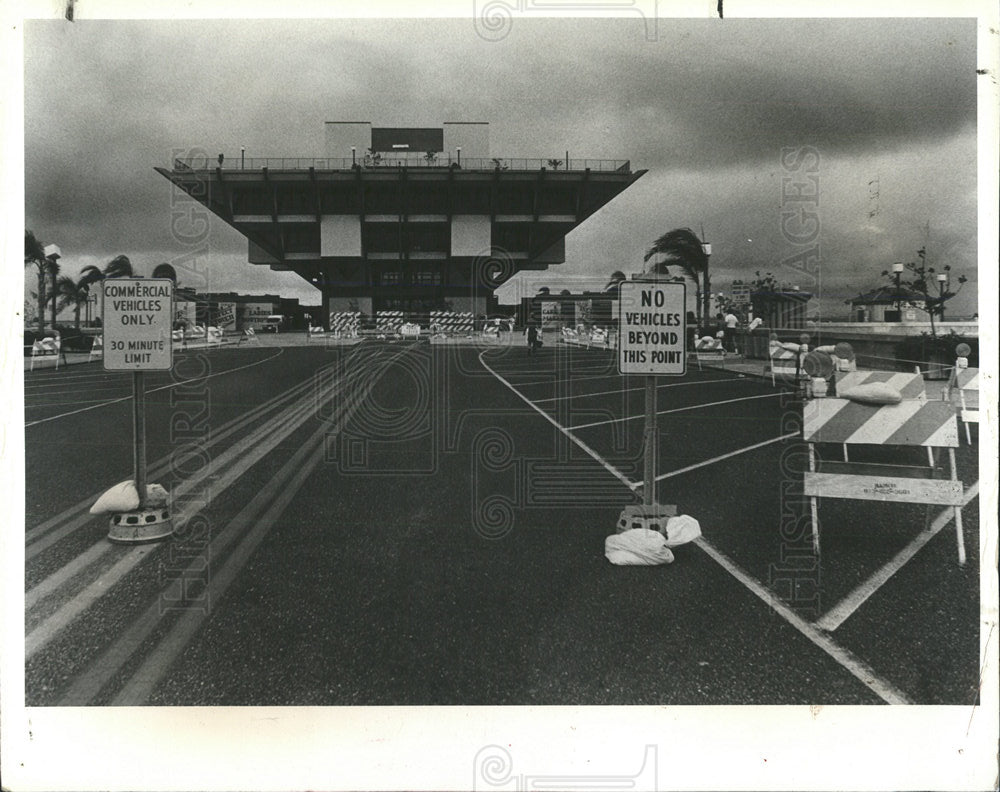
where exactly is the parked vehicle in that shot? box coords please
[261,314,285,333]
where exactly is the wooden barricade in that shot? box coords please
[950,366,979,444]
[802,397,966,564]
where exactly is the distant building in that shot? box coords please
[750,288,812,329]
[156,122,645,327]
[847,285,926,323]
[175,290,309,330]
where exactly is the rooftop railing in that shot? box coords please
[172,156,632,173]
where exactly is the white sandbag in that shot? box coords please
[839,382,902,405]
[605,528,675,566]
[89,479,139,514]
[89,480,170,514]
[663,515,702,547]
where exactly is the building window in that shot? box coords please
[414,271,441,285]
[382,271,402,285]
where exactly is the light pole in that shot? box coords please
[241,146,245,169]
[351,146,356,166]
[701,242,712,330]
[456,147,461,167]
[892,262,904,319]
[936,272,948,324]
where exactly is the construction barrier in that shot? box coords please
[329,311,361,337]
[31,335,66,370]
[87,334,103,363]
[375,310,405,335]
[768,338,805,385]
[950,361,979,445]
[206,326,223,345]
[427,311,474,336]
[694,337,726,371]
[237,327,261,346]
[802,396,966,564]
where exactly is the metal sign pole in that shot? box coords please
[643,374,657,505]
[133,370,147,508]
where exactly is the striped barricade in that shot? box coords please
[694,337,726,371]
[950,366,979,444]
[237,327,260,346]
[87,334,103,363]
[329,311,361,338]
[768,342,803,385]
[802,397,966,564]
[206,326,223,345]
[375,311,405,335]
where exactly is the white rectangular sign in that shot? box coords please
[102,278,174,371]
[618,281,686,375]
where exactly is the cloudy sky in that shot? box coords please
[23,15,982,317]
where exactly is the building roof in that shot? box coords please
[847,285,926,306]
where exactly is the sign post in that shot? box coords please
[102,279,173,538]
[618,280,686,505]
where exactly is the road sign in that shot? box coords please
[102,279,174,371]
[618,281,686,375]
[731,283,752,305]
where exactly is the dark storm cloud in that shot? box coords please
[23,17,979,315]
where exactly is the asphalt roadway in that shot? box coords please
[23,337,981,706]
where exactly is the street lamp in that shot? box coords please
[351,146,356,166]
[701,242,712,328]
[241,147,245,169]
[937,272,948,322]
[891,262,904,318]
[456,147,461,167]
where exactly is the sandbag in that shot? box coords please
[663,515,701,547]
[839,382,903,405]
[89,480,139,514]
[89,481,170,514]
[605,528,675,566]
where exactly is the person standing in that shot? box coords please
[723,310,739,354]
[526,323,539,355]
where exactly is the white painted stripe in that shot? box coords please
[486,352,910,703]
[842,399,923,446]
[694,537,912,704]
[923,417,961,448]
[25,546,155,657]
[886,372,926,399]
[478,351,640,491]
[62,347,409,705]
[24,348,286,427]
[802,398,849,440]
[814,482,980,632]
[569,392,783,431]
[646,432,798,485]
[531,378,746,404]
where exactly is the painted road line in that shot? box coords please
[483,360,912,703]
[25,357,334,554]
[61,347,404,705]
[814,481,981,633]
[25,349,353,548]
[693,536,912,704]
[493,372,624,388]
[24,366,350,646]
[569,392,785,430]
[24,347,286,427]
[25,388,316,612]
[643,432,800,486]
[531,377,748,404]
[479,351,640,491]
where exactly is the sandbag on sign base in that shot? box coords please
[90,481,170,515]
[605,529,675,566]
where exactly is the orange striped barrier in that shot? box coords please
[802,397,966,564]
[833,370,927,401]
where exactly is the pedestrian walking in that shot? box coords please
[526,324,540,355]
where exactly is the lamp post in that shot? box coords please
[701,242,712,330]
[241,146,245,169]
[891,262,904,319]
[936,272,948,324]
[456,147,461,167]
[351,146,356,166]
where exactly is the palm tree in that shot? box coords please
[604,270,627,293]
[44,251,61,329]
[54,275,92,332]
[643,228,709,326]
[25,231,47,332]
[80,254,134,287]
